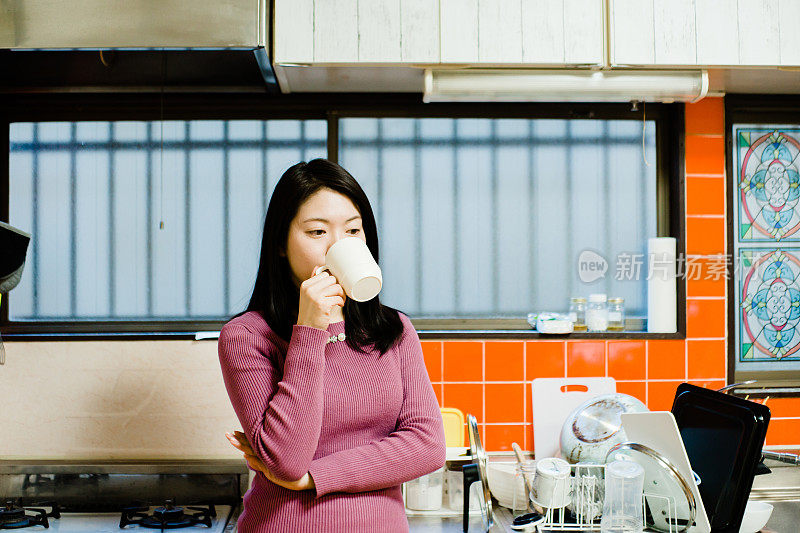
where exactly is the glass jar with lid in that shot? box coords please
[607,297,625,331]
[586,294,608,332]
[568,297,588,331]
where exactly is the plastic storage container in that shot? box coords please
[406,468,444,511]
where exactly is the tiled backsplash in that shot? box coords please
[1,98,797,461]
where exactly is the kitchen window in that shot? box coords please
[339,117,658,325]
[8,119,325,326]
[1,96,683,338]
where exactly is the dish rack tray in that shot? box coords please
[534,463,684,533]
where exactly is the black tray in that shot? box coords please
[671,383,770,533]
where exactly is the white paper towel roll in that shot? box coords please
[647,237,677,333]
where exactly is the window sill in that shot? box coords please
[411,317,683,340]
[0,331,200,342]
[0,318,683,341]
[416,330,684,340]
[0,330,685,342]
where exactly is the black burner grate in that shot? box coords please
[0,501,61,530]
[120,501,215,530]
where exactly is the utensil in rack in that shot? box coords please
[462,414,493,532]
[511,443,533,501]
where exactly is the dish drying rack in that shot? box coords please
[529,463,686,533]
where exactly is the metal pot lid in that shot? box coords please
[467,414,493,529]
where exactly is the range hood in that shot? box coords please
[1,0,266,49]
[0,0,276,91]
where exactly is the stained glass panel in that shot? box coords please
[739,248,800,362]
[733,124,800,376]
[735,128,800,242]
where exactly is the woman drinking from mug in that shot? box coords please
[218,159,446,533]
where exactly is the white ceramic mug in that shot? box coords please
[530,457,571,509]
[314,237,382,302]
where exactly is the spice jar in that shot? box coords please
[568,297,588,332]
[607,297,625,331]
[586,294,608,332]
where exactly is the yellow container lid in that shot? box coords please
[440,407,465,447]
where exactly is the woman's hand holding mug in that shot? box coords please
[296,268,345,331]
[317,237,382,303]
[296,238,382,331]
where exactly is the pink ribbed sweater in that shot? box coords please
[217,310,446,533]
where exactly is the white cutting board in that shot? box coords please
[531,377,616,459]
[619,411,711,533]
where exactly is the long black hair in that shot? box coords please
[240,158,404,354]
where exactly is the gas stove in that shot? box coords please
[0,502,233,532]
[0,461,246,533]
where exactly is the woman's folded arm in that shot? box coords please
[218,322,329,481]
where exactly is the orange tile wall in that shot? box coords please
[421,98,800,452]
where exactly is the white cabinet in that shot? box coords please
[440,0,478,63]
[275,0,800,68]
[694,0,738,65]
[273,0,313,62]
[358,0,401,62]
[612,0,800,67]
[314,0,359,62]
[737,0,778,66]
[401,0,441,62]
[274,0,604,66]
[562,0,604,65]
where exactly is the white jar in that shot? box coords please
[586,294,608,332]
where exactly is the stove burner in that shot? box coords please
[120,501,216,530]
[0,501,61,530]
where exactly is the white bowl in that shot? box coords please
[738,500,773,533]
[487,463,528,510]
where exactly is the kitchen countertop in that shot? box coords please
[407,506,516,533]
[228,505,515,532]
[226,457,800,532]
[405,459,800,533]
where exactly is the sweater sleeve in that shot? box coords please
[218,322,330,481]
[308,315,446,496]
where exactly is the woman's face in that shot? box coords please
[284,187,366,288]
